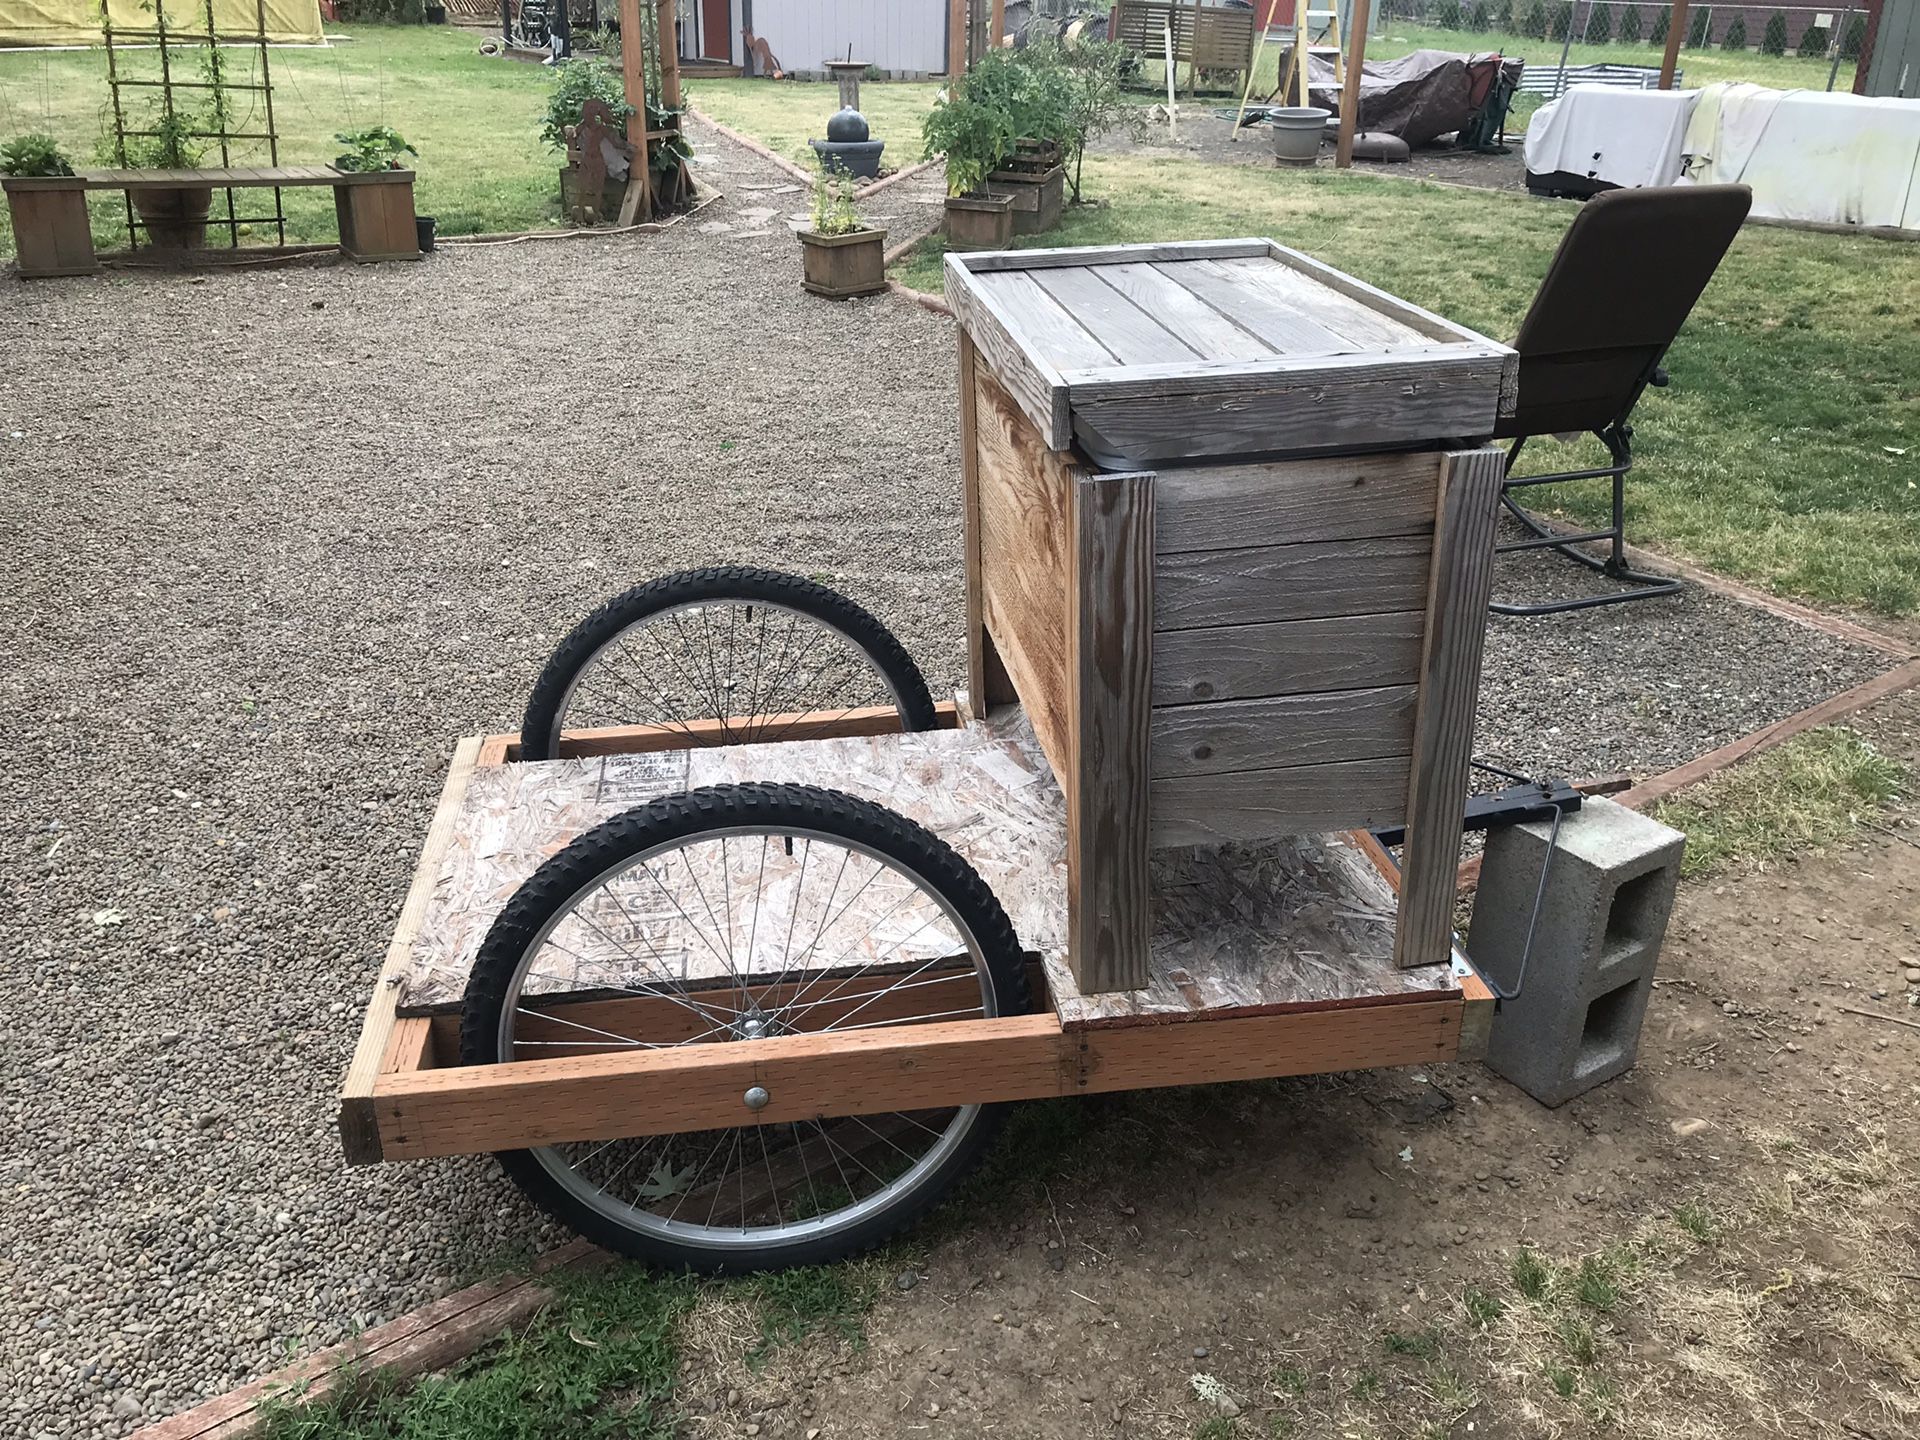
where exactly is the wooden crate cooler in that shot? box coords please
[945,239,1518,995]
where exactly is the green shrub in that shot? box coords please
[0,132,74,177]
[1521,0,1548,36]
[1495,0,1514,30]
[1649,4,1669,44]
[1547,1,1573,39]
[1468,0,1492,28]
[1796,21,1827,56]
[1760,11,1788,53]
[540,58,632,151]
[1839,12,1867,57]
[1617,3,1641,43]
[1687,5,1710,46]
[1436,0,1463,26]
[1585,2,1613,43]
[1721,14,1747,49]
[333,124,415,173]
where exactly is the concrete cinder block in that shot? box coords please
[1469,798,1686,1107]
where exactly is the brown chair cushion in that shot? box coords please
[1494,184,1752,440]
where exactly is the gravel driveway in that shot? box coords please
[0,125,1895,1438]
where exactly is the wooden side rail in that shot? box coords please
[3,165,419,278]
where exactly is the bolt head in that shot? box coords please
[743,1085,770,1111]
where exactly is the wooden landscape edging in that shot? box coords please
[684,105,817,186]
[128,1241,603,1440]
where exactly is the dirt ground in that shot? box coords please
[676,688,1920,1440]
[1101,109,1532,193]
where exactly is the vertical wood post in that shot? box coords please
[948,0,969,78]
[618,0,653,221]
[1067,471,1155,994]
[1658,0,1689,88]
[990,0,1005,48]
[657,0,682,106]
[1334,0,1373,167]
[1393,447,1503,969]
[959,334,1016,715]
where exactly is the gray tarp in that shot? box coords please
[1306,49,1523,148]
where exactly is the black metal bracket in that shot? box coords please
[1370,776,1586,850]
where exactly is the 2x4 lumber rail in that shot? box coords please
[338,737,484,1165]
[1068,472,1156,993]
[1393,448,1503,968]
[1334,0,1373,168]
[371,1000,1464,1158]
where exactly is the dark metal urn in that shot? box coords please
[809,106,884,180]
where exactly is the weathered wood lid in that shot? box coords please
[944,238,1517,467]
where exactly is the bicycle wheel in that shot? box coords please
[461,783,1031,1273]
[520,567,938,761]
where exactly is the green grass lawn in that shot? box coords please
[0,24,564,254]
[684,77,943,172]
[895,153,1920,618]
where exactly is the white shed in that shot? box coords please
[678,0,953,78]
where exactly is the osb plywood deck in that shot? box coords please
[401,710,1459,1026]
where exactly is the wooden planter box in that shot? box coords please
[945,238,1519,996]
[559,166,628,225]
[944,191,1015,251]
[1,178,94,277]
[798,226,888,298]
[987,163,1065,236]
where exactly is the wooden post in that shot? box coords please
[1188,0,1202,96]
[1067,471,1155,994]
[617,0,652,223]
[1393,448,1503,970]
[1658,0,1689,88]
[990,0,1005,49]
[657,0,682,107]
[948,0,968,78]
[1334,0,1372,167]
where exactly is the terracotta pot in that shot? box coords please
[133,185,213,249]
[943,191,1015,251]
[798,226,888,299]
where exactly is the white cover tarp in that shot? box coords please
[1523,84,1701,189]
[1683,82,1920,232]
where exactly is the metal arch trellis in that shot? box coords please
[100,0,286,251]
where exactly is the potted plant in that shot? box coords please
[797,163,886,299]
[333,124,416,173]
[921,86,1015,251]
[974,46,1070,236]
[0,133,76,178]
[114,107,213,249]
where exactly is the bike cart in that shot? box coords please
[339,240,1521,1273]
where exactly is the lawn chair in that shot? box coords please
[1492,183,1752,616]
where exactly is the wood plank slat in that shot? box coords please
[1154,450,1442,553]
[944,251,1074,449]
[370,1000,1464,1158]
[1029,265,1201,366]
[1149,755,1413,846]
[974,367,1078,784]
[952,238,1273,272]
[976,269,1119,370]
[1155,258,1355,355]
[1090,261,1277,363]
[1393,447,1503,969]
[1067,350,1512,464]
[1150,611,1425,706]
[1208,254,1429,350]
[1154,535,1433,632]
[337,737,484,1165]
[1149,684,1417,778]
[1067,471,1155,993]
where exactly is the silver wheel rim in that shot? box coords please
[548,597,912,755]
[498,823,997,1256]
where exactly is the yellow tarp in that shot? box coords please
[0,0,324,47]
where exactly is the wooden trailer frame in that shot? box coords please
[339,707,1494,1168]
